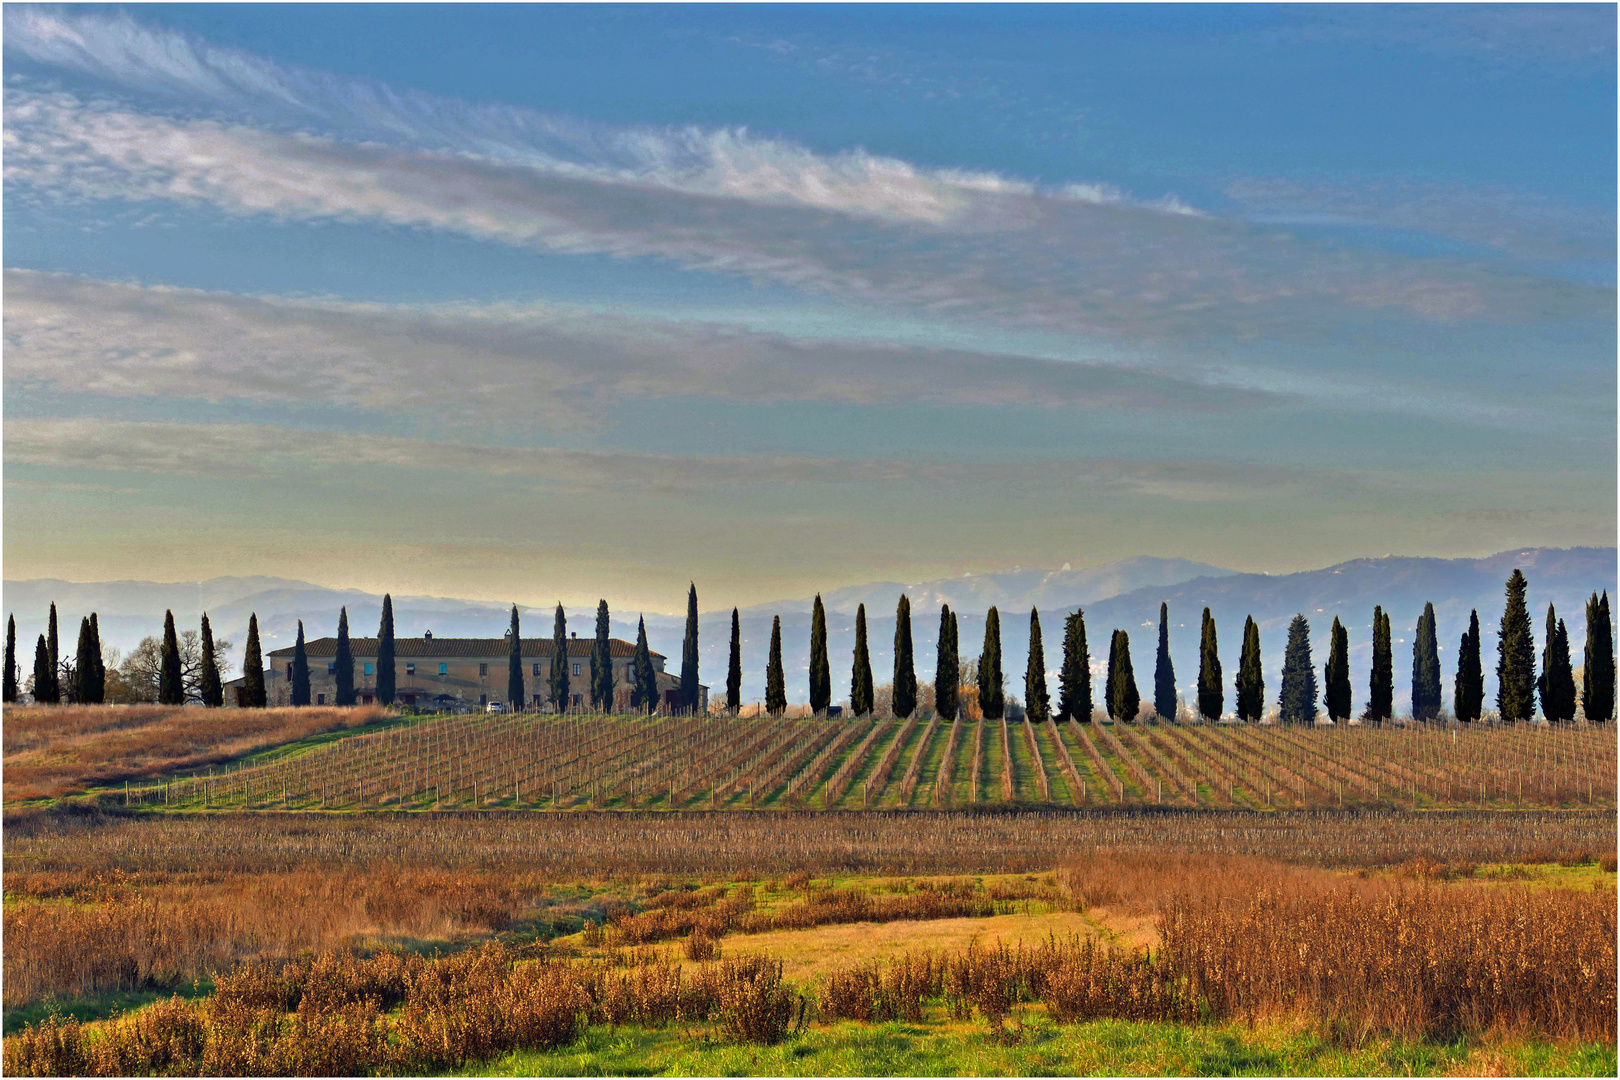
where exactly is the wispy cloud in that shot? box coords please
[5,8,1603,342]
[2,270,1279,424]
[4,416,1320,502]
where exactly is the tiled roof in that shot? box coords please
[268,636,658,660]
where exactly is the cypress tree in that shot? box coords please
[377,595,396,706]
[1235,616,1264,722]
[632,616,658,713]
[550,605,570,711]
[1537,607,1576,723]
[1153,602,1176,720]
[979,607,1004,721]
[1024,607,1050,722]
[948,611,960,713]
[243,613,266,708]
[1453,610,1483,722]
[1057,610,1092,723]
[934,605,958,721]
[506,605,524,711]
[1497,569,1535,723]
[1582,592,1614,723]
[851,604,874,716]
[199,613,223,707]
[1368,606,1393,723]
[1279,614,1317,724]
[726,608,743,714]
[680,583,700,713]
[808,594,831,714]
[90,614,105,703]
[591,600,613,711]
[1411,602,1441,721]
[765,616,786,716]
[893,595,917,719]
[32,635,50,704]
[43,602,60,705]
[1323,617,1351,722]
[1106,629,1140,722]
[290,620,310,706]
[74,617,95,704]
[4,614,17,704]
[1197,608,1222,721]
[333,608,355,706]
[160,610,184,705]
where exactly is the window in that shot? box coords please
[480,694,487,706]
[533,663,542,676]
[364,662,373,676]
[406,662,415,675]
[286,663,294,680]
[328,662,336,674]
[317,693,325,705]
[572,694,582,707]
[479,663,489,676]
[572,663,581,676]
[438,663,447,675]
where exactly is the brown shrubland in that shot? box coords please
[2,705,391,802]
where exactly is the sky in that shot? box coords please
[3,3,1615,612]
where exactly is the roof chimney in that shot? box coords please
[424,630,433,641]
[571,632,577,639]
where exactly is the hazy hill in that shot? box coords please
[5,548,1613,714]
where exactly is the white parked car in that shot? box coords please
[485,701,504,713]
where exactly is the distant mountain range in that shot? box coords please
[6,547,1614,714]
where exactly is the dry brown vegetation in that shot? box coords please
[2,706,391,802]
[4,804,1612,1011]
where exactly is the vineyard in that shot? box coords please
[125,713,1619,813]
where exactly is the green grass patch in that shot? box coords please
[465,1016,1618,1077]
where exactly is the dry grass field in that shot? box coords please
[2,705,392,802]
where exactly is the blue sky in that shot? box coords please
[3,3,1614,609]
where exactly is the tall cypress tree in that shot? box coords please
[1453,610,1483,723]
[1411,602,1441,721]
[591,600,613,712]
[1057,610,1092,723]
[199,613,223,707]
[290,619,310,706]
[893,595,917,719]
[765,616,786,716]
[1197,607,1222,721]
[979,607,1004,721]
[808,594,831,714]
[680,583,700,712]
[43,602,60,705]
[1106,629,1140,722]
[1537,607,1576,723]
[726,607,743,714]
[1279,614,1316,724]
[1583,592,1614,723]
[242,613,266,708]
[851,604,874,716]
[1323,617,1351,722]
[1368,606,1393,723]
[160,610,184,705]
[90,614,105,703]
[550,605,570,711]
[1024,607,1050,722]
[506,605,524,711]
[1153,602,1176,720]
[32,635,50,704]
[377,595,397,706]
[3,615,18,709]
[74,617,95,704]
[934,605,958,721]
[1235,616,1264,722]
[1497,569,1535,723]
[333,608,355,705]
[632,616,658,713]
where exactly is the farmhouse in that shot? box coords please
[249,631,706,712]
